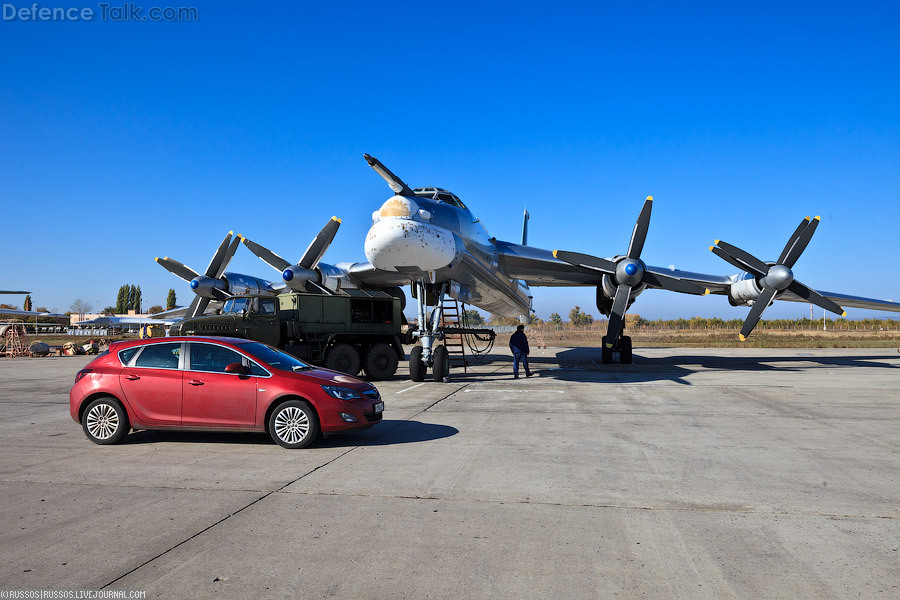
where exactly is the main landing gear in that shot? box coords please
[601,330,633,365]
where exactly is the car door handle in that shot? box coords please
[188,380,204,386]
[125,375,140,381]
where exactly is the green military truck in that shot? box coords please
[168,289,405,380]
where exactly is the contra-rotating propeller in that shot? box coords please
[241,216,341,293]
[711,216,846,340]
[554,196,710,349]
[156,231,241,319]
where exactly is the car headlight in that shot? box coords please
[321,385,361,400]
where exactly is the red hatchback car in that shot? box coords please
[70,336,384,449]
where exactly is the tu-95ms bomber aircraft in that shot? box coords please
[156,154,900,379]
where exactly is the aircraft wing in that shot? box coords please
[496,241,900,314]
[76,316,180,327]
[496,241,734,290]
[774,289,900,312]
[0,307,68,318]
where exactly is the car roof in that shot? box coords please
[110,336,254,351]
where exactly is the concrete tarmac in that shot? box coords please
[1,346,899,598]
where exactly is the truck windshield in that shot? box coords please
[238,342,312,371]
[223,298,250,313]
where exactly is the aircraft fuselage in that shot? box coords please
[365,191,532,317]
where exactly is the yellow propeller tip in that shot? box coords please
[714,239,720,245]
[708,246,715,252]
[646,195,654,201]
[804,216,811,221]
[228,230,234,235]
[154,257,160,262]
[738,334,746,342]
[841,311,847,317]
[814,215,821,221]
[552,250,559,258]
[703,288,710,296]
[332,216,342,223]
[605,343,613,348]
[163,257,169,261]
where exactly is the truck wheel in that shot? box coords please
[409,345,426,382]
[364,343,399,381]
[326,343,361,376]
[432,346,450,382]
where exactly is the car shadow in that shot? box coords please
[122,419,458,448]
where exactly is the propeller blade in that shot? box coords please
[204,231,234,278]
[643,269,710,296]
[214,235,242,279]
[605,284,632,348]
[714,240,770,275]
[777,217,812,265]
[626,196,653,259]
[156,257,200,283]
[184,295,210,320]
[739,286,777,340]
[710,246,767,278]
[298,216,341,269]
[242,237,291,272]
[787,280,846,317]
[781,216,819,268]
[553,250,616,273]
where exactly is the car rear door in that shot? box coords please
[119,342,184,425]
[183,342,258,428]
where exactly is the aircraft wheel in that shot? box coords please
[363,343,399,381]
[326,343,361,376]
[620,336,633,364]
[409,345,426,382]
[432,346,450,382]
[600,337,613,364]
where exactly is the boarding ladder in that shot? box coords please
[3,322,29,357]
[440,298,467,372]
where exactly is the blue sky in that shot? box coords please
[1,1,898,320]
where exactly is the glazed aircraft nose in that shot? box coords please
[365,205,457,272]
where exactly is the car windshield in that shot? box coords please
[237,342,312,371]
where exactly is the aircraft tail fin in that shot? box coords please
[521,207,529,246]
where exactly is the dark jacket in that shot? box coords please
[509,330,529,355]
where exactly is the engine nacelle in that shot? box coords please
[596,273,646,316]
[281,265,317,292]
[727,274,762,307]
[317,263,351,293]
[189,276,228,299]
[220,273,280,297]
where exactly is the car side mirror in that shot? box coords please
[225,362,249,375]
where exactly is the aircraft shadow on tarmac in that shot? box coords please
[441,348,898,386]
[122,419,458,448]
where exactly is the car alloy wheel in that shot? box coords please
[81,397,129,445]
[269,401,319,449]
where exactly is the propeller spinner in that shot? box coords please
[554,196,709,351]
[711,216,846,340]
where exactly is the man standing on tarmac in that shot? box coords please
[509,324,533,379]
